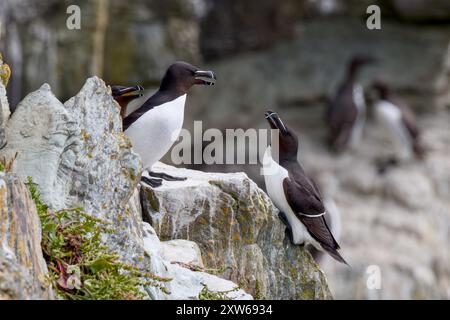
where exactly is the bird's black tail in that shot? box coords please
[322,244,349,266]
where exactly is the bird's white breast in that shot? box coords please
[374,100,413,159]
[125,94,186,169]
[262,147,319,247]
[350,84,366,148]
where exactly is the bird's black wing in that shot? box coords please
[397,101,420,139]
[326,83,358,149]
[283,177,340,250]
[283,175,325,216]
[123,108,149,130]
[122,90,176,131]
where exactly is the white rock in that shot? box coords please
[0,81,9,147]
[141,222,252,300]
[141,162,333,300]
[160,240,204,268]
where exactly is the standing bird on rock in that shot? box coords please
[262,111,347,264]
[325,55,375,151]
[371,79,425,162]
[123,61,216,188]
[111,85,144,119]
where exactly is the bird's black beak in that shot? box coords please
[194,70,217,86]
[112,85,144,98]
[265,111,288,134]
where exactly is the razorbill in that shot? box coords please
[262,111,347,264]
[123,61,216,188]
[111,85,144,118]
[325,55,375,151]
[371,79,425,162]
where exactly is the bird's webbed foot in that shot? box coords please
[278,211,294,245]
[148,171,187,182]
[141,176,163,188]
[375,157,398,175]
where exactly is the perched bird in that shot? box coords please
[309,195,342,265]
[262,111,347,264]
[111,85,144,119]
[306,174,342,265]
[124,61,216,188]
[371,79,425,161]
[0,53,11,87]
[325,55,375,151]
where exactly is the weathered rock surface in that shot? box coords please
[0,56,10,149]
[140,221,252,300]
[2,0,449,106]
[199,0,302,60]
[160,239,205,268]
[0,172,53,299]
[141,163,332,300]
[1,78,141,215]
[392,0,450,22]
[0,83,8,150]
[0,77,253,300]
[188,18,450,133]
[0,0,203,105]
[0,77,155,296]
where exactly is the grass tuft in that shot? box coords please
[26,176,171,300]
[198,283,240,300]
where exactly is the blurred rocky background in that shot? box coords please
[0,0,449,299]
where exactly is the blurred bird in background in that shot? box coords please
[325,55,376,152]
[370,78,426,165]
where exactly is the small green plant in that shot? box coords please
[0,153,18,172]
[27,176,170,300]
[198,283,240,300]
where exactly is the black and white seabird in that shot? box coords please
[262,111,347,264]
[371,79,425,161]
[123,61,216,188]
[306,174,342,265]
[111,85,144,118]
[325,55,375,151]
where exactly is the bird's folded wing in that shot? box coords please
[283,177,325,216]
[299,215,340,250]
[400,106,420,139]
[123,112,144,130]
[283,177,339,249]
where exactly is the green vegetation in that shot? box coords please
[27,176,170,300]
[0,154,17,172]
[198,283,240,300]
[254,279,266,300]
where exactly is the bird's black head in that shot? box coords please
[160,61,216,95]
[371,78,391,100]
[111,85,144,99]
[265,111,298,161]
[348,54,377,76]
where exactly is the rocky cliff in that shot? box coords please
[0,173,53,299]
[0,76,331,300]
[141,163,331,299]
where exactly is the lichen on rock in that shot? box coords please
[0,55,10,149]
[0,77,259,300]
[0,172,53,300]
[141,163,332,300]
